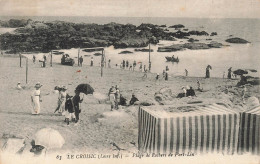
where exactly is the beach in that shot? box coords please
[0,54,259,155]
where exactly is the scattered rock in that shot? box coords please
[169,24,185,28]
[119,50,133,54]
[134,48,153,52]
[225,37,250,44]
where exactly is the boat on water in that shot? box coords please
[165,56,179,62]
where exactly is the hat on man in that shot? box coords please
[35,82,42,88]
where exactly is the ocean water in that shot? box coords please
[2,16,260,78]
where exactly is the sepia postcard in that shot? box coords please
[0,0,259,164]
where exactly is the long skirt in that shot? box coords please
[31,96,40,114]
[58,99,66,115]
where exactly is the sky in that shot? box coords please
[0,0,260,18]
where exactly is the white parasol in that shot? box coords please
[35,128,65,149]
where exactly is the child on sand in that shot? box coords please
[65,95,76,125]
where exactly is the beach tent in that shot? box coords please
[138,104,240,155]
[237,106,260,155]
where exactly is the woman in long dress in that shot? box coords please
[31,82,42,115]
[57,86,67,115]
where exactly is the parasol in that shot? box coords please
[35,128,65,149]
[233,69,248,75]
[207,65,212,70]
[75,83,94,95]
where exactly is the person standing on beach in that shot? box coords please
[228,67,232,79]
[33,55,36,64]
[185,69,188,76]
[156,73,159,80]
[133,61,136,71]
[126,60,129,68]
[79,56,83,67]
[143,65,146,72]
[139,63,143,71]
[166,66,169,71]
[57,86,67,115]
[123,60,125,69]
[108,59,111,68]
[129,64,133,71]
[205,65,212,78]
[31,82,42,115]
[115,85,120,109]
[142,69,148,78]
[108,86,116,111]
[90,57,94,66]
[165,70,168,80]
[73,90,83,123]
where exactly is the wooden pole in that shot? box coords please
[50,51,53,67]
[26,58,28,84]
[78,48,80,66]
[101,49,104,77]
[149,42,151,71]
[19,53,22,68]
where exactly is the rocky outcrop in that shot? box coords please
[158,42,224,52]
[225,37,250,44]
[188,30,209,36]
[113,36,149,49]
[169,24,185,29]
[210,32,217,36]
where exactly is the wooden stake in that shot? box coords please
[101,49,104,77]
[26,58,28,84]
[50,51,52,67]
[78,48,80,66]
[19,53,22,68]
[149,42,151,71]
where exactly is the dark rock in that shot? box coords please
[225,37,250,44]
[210,32,217,36]
[134,49,153,52]
[188,30,209,36]
[93,53,102,56]
[188,38,199,43]
[158,41,223,52]
[169,24,185,28]
[208,41,223,48]
[119,51,133,54]
[159,25,167,28]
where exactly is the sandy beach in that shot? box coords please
[0,54,259,155]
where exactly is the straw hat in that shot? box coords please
[62,86,67,90]
[35,82,42,88]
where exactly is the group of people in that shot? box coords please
[54,86,83,125]
[108,85,139,110]
[30,83,83,125]
[177,85,196,98]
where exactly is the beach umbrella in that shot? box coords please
[233,69,248,75]
[75,83,94,95]
[35,128,65,149]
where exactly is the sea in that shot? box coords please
[1,16,260,78]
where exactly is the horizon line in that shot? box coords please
[0,15,260,19]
